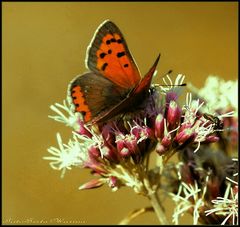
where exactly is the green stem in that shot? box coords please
[148,192,169,225]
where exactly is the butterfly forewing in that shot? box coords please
[86,20,141,89]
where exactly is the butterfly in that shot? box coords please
[68,20,160,124]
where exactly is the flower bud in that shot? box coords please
[101,145,119,163]
[79,178,106,190]
[161,134,172,148]
[175,128,196,145]
[131,125,152,141]
[119,147,131,158]
[77,120,92,138]
[155,114,164,139]
[84,161,107,174]
[116,133,139,156]
[108,176,121,189]
[166,91,178,104]
[156,142,168,155]
[204,135,220,143]
[88,145,101,160]
[167,100,181,127]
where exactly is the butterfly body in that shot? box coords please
[69,20,160,124]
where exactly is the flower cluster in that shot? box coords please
[165,147,238,225]
[44,74,238,224]
[162,76,238,225]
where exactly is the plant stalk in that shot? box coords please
[148,192,169,225]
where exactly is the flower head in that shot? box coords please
[45,73,238,224]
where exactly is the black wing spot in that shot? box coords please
[75,104,79,107]
[106,40,111,45]
[100,52,107,59]
[123,64,129,68]
[111,38,116,42]
[108,49,112,54]
[82,111,86,116]
[117,39,122,43]
[72,96,77,99]
[117,52,125,58]
[101,63,108,71]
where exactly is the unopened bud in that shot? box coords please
[161,134,172,147]
[167,100,181,127]
[155,114,164,139]
[175,128,196,145]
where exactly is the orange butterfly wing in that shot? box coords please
[69,20,160,124]
[86,20,141,89]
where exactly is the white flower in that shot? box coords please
[183,92,204,126]
[181,93,216,152]
[43,132,89,177]
[188,76,238,115]
[170,177,208,225]
[205,182,238,225]
[48,99,82,130]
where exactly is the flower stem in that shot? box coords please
[148,192,169,224]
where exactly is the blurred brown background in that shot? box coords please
[3,2,238,225]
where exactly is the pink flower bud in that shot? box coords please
[204,135,220,143]
[119,147,131,158]
[108,176,121,188]
[116,134,125,152]
[116,133,139,156]
[88,145,101,159]
[132,126,152,140]
[84,161,107,174]
[126,137,139,155]
[156,142,168,155]
[101,145,119,163]
[167,100,181,127]
[161,134,172,147]
[178,123,192,133]
[155,114,164,139]
[77,120,92,138]
[175,128,196,145]
[79,178,105,190]
[166,91,178,103]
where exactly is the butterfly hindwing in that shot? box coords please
[69,72,129,122]
[86,20,141,89]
